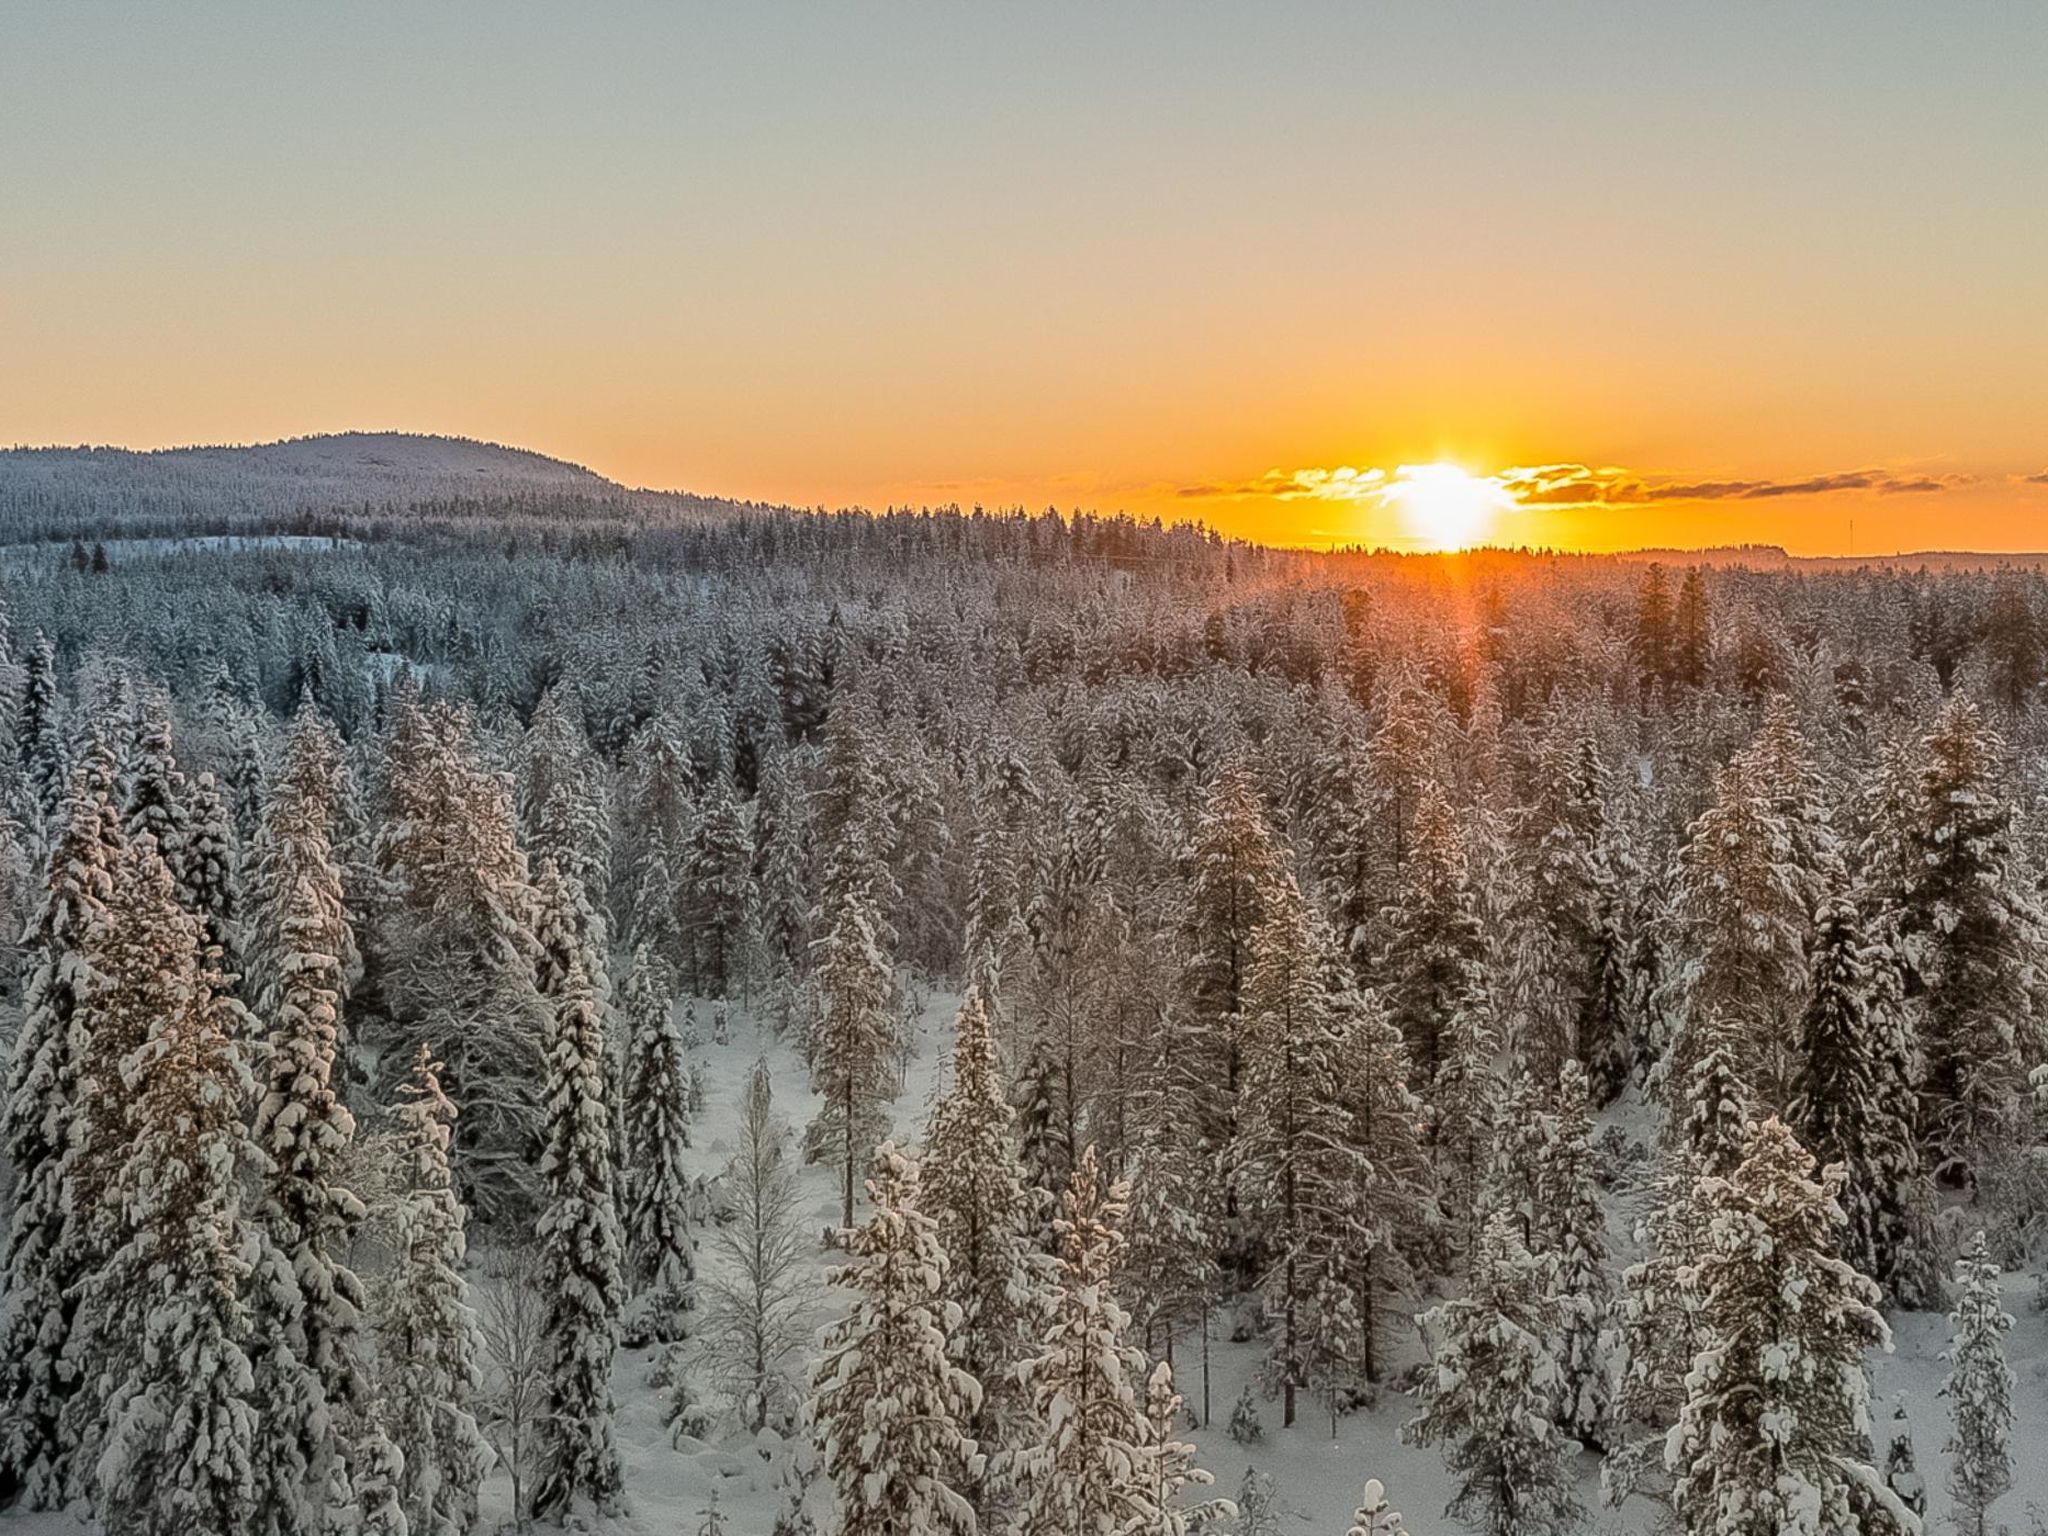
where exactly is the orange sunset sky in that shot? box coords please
[4,4,2045,553]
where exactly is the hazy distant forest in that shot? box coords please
[2,438,2045,1536]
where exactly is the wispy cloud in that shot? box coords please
[1177,466,1387,502]
[1176,460,1977,509]
[1497,463,1964,506]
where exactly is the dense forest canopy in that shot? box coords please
[1,434,2045,1536]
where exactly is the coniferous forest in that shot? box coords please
[2,438,2046,1535]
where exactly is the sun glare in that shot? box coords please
[1383,463,1511,551]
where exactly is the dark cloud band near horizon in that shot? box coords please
[1175,462,2008,508]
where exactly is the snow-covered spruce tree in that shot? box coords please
[0,753,119,1506]
[1403,1212,1578,1536]
[380,1046,490,1536]
[1884,696,2040,1190]
[810,1142,981,1536]
[698,1056,809,1434]
[354,1427,409,1536]
[1880,1394,1926,1523]
[17,628,67,834]
[247,695,375,1532]
[1179,759,1282,1141]
[1431,983,1500,1264]
[1941,1231,2013,1536]
[1232,868,1361,1428]
[619,945,697,1346]
[804,831,899,1231]
[681,773,757,999]
[1347,1479,1411,1536]
[122,692,191,891]
[368,694,548,1225]
[89,951,261,1536]
[1377,779,1486,1097]
[181,770,240,971]
[1132,1360,1230,1536]
[921,986,1042,1523]
[1016,1147,1167,1536]
[1119,1114,1222,1426]
[529,857,626,1518]
[1330,976,1427,1386]
[1792,897,1940,1306]
[1540,1059,1613,1450]
[59,834,212,1496]
[1668,1117,1906,1536]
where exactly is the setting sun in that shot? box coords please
[1381,464,1513,551]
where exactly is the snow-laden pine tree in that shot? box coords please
[921,986,1042,1524]
[1404,1213,1579,1536]
[619,946,697,1346]
[379,1046,490,1536]
[1015,1147,1167,1536]
[1119,1115,1221,1425]
[698,1058,808,1434]
[1541,1060,1613,1450]
[1792,897,1940,1306]
[60,834,214,1497]
[122,692,192,892]
[1377,777,1486,1087]
[1179,759,1282,1135]
[1881,696,2041,1191]
[0,752,119,1507]
[1233,868,1369,1427]
[1941,1232,2013,1536]
[529,857,626,1518]
[17,629,67,835]
[810,1142,981,1536]
[1347,1479,1411,1536]
[1670,740,1819,1107]
[1130,1361,1229,1536]
[681,774,757,999]
[1668,1117,1906,1536]
[1329,974,1427,1385]
[89,949,262,1536]
[805,828,899,1231]
[247,696,374,1533]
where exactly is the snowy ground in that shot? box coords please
[7,989,2046,1535]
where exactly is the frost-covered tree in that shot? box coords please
[60,834,216,1499]
[1941,1232,2013,1536]
[379,1046,490,1536]
[1881,697,2041,1187]
[248,697,374,1531]
[1016,1147,1156,1536]
[1541,1060,1612,1450]
[0,753,119,1506]
[921,987,1041,1522]
[810,1142,980,1536]
[1668,1117,1903,1536]
[529,858,626,1518]
[1347,1479,1410,1536]
[680,774,757,999]
[88,954,261,1536]
[1377,780,1486,1103]
[1404,1213,1578,1536]
[1330,975,1426,1385]
[805,843,899,1230]
[1671,742,1819,1106]
[1231,869,1360,1427]
[1179,760,1281,1136]
[1792,898,1939,1306]
[619,947,697,1346]
[699,1058,808,1434]
[1131,1360,1229,1536]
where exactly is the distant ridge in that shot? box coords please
[1,430,617,499]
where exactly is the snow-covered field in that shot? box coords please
[7,989,2044,1536]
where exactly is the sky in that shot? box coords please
[3,2,2046,553]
